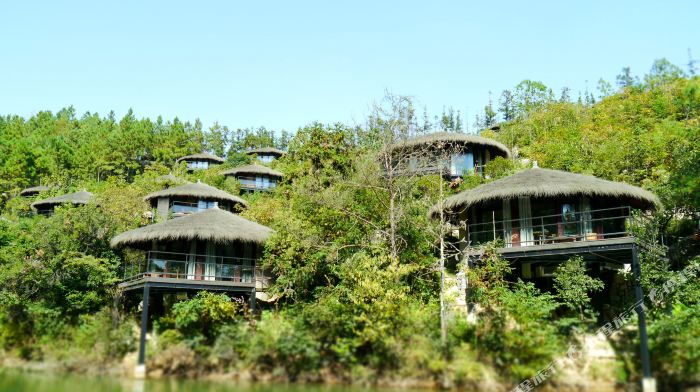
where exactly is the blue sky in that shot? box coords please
[1,1,698,133]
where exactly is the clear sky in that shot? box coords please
[1,1,698,133]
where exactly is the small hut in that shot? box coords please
[245,147,286,164]
[431,167,659,247]
[19,185,50,198]
[31,190,94,215]
[389,132,510,177]
[112,207,272,287]
[111,207,273,373]
[144,181,247,220]
[221,164,283,193]
[176,152,225,171]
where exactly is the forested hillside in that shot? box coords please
[0,60,698,389]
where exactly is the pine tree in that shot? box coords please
[616,67,635,88]
[498,90,515,121]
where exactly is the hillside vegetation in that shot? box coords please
[0,60,698,389]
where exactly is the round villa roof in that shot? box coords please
[175,152,225,164]
[144,181,248,207]
[246,147,286,156]
[110,207,273,248]
[20,185,50,196]
[31,190,94,209]
[390,132,511,157]
[429,167,660,217]
[221,164,283,178]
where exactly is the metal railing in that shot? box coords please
[393,163,486,177]
[237,176,277,190]
[467,206,634,247]
[122,250,265,284]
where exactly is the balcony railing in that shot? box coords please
[122,250,266,285]
[237,176,277,191]
[467,206,634,248]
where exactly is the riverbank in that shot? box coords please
[1,353,631,392]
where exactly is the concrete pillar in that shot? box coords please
[156,197,169,221]
[135,284,150,379]
[632,245,655,392]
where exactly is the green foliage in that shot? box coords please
[157,291,241,345]
[553,256,605,322]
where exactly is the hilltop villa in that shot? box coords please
[144,181,247,220]
[390,132,510,178]
[176,152,225,171]
[31,190,94,215]
[221,164,283,193]
[246,147,286,164]
[431,165,660,389]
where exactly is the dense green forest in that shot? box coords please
[0,59,699,390]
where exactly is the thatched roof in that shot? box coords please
[390,132,510,157]
[144,181,248,207]
[430,168,660,217]
[221,164,283,178]
[31,190,94,209]
[246,147,286,156]
[176,152,225,164]
[110,207,273,248]
[20,185,50,196]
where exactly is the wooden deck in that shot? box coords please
[118,276,256,293]
[466,236,636,264]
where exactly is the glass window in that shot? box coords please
[450,153,474,176]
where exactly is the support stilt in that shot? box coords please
[632,245,655,392]
[249,288,256,312]
[135,284,150,379]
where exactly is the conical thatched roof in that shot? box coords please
[20,185,50,197]
[390,132,510,157]
[176,152,225,164]
[221,164,283,178]
[110,208,273,248]
[246,147,286,156]
[144,181,248,207]
[31,190,94,209]
[429,168,660,217]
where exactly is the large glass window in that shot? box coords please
[450,152,474,176]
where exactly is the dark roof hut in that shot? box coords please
[31,190,94,211]
[175,152,225,164]
[19,185,50,197]
[245,147,286,156]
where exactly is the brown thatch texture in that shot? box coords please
[20,185,50,196]
[144,181,248,207]
[390,132,510,157]
[31,190,94,209]
[176,152,225,164]
[246,147,286,156]
[220,164,283,178]
[110,207,273,248]
[429,168,660,217]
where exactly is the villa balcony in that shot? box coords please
[237,176,277,191]
[464,206,642,261]
[119,250,269,292]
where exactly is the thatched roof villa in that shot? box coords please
[389,132,510,178]
[31,190,94,215]
[221,164,283,193]
[144,181,247,220]
[19,185,50,197]
[245,147,286,163]
[176,152,225,171]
